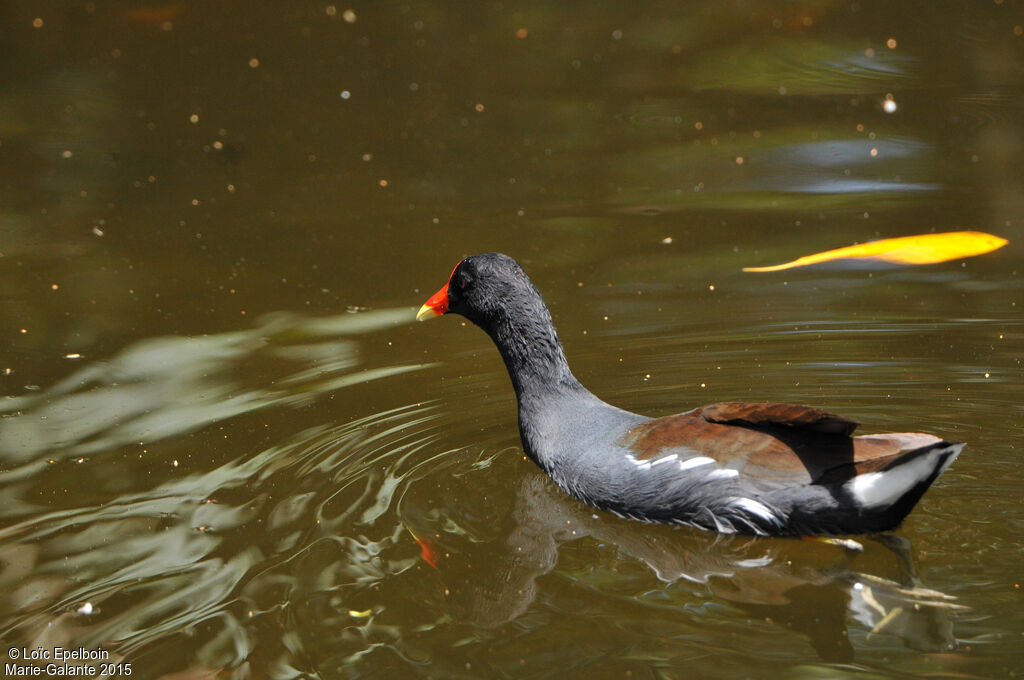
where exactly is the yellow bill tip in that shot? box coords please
[417,281,450,321]
[416,303,442,322]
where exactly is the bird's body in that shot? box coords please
[417,253,962,536]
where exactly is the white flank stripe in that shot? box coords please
[707,468,739,480]
[624,454,652,470]
[731,497,780,525]
[678,456,715,471]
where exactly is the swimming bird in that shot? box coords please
[416,253,963,536]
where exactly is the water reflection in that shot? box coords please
[0,307,422,467]
[685,39,916,95]
[1,0,1021,676]
[746,137,939,195]
[0,307,438,670]
[602,125,942,215]
[0,397,450,675]
[405,473,960,665]
[0,304,966,677]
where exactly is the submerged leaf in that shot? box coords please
[743,231,1007,272]
[408,526,442,569]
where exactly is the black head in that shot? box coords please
[417,252,544,329]
[417,252,580,398]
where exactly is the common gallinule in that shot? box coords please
[416,253,963,536]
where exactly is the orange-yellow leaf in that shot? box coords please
[743,231,1008,272]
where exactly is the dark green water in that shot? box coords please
[2,2,1022,678]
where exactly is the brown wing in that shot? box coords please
[694,402,859,436]
[620,403,943,486]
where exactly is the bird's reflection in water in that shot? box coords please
[409,471,962,662]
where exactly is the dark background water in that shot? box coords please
[1,2,1022,678]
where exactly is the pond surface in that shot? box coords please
[2,1,1023,678]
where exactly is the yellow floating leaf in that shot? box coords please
[743,231,1008,272]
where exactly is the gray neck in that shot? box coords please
[484,306,585,405]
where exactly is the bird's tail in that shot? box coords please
[844,440,964,528]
